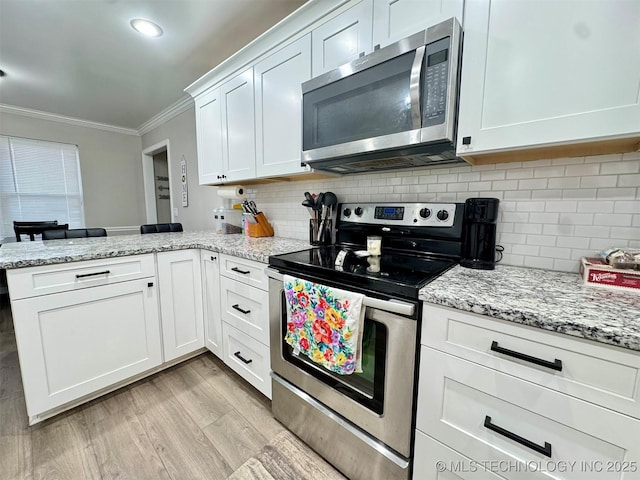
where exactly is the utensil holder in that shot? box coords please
[310,219,332,246]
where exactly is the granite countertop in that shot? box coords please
[0,231,310,269]
[420,265,640,352]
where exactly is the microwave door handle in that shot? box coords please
[409,45,425,130]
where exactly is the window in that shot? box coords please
[0,136,85,240]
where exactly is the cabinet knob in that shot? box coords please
[147,282,154,287]
[462,136,472,145]
[210,256,216,261]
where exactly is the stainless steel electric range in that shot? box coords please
[266,202,464,480]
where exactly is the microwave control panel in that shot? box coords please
[423,37,450,127]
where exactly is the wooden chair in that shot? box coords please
[140,223,183,234]
[13,221,69,242]
[42,228,107,241]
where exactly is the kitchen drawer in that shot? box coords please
[413,431,506,480]
[219,254,268,290]
[7,254,156,299]
[422,304,640,419]
[220,275,269,345]
[417,346,640,480]
[222,322,271,399]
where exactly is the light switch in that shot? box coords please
[173,207,178,217]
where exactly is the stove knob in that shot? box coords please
[343,208,351,217]
[354,207,363,216]
[419,208,431,219]
[437,210,449,221]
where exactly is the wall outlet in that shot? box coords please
[173,207,179,217]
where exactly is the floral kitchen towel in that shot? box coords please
[283,275,365,375]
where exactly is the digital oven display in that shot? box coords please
[374,206,404,220]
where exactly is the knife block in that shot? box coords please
[247,213,274,237]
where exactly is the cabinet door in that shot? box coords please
[195,87,225,185]
[157,250,204,362]
[221,68,256,182]
[312,0,373,76]
[372,0,463,48]
[255,35,311,178]
[201,251,223,359]
[456,0,640,157]
[11,279,162,422]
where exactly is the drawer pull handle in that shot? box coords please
[491,341,563,371]
[76,270,111,279]
[231,267,251,275]
[484,416,552,457]
[232,304,251,315]
[234,351,253,364]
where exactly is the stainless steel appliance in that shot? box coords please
[267,202,465,480]
[301,18,463,174]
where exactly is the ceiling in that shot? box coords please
[0,0,308,130]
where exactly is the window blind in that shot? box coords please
[0,136,85,240]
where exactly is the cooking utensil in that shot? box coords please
[302,199,315,217]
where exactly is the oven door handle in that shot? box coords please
[266,268,415,316]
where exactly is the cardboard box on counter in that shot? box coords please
[580,257,640,293]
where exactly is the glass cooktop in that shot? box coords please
[269,245,456,300]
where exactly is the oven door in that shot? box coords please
[267,269,418,458]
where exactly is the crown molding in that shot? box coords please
[137,95,194,136]
[0,104,140,136]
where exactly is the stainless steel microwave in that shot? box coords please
[301,17,463,174]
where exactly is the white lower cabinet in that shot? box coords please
[201,251,223,359]
[157,250,205,362]
[415,304,640,480]
[11,278,162,423]
[222,322,271,398]
[219,254,271,398]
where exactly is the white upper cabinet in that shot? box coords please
[255,35,312,178]
[372,0,463,48]
[311,0,374,76]
[195,87,224,185]
[456,0,640,160]
[220,68,257,182]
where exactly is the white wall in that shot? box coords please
[141,107,222,231]
[0,111,146,229]
[245,152,640,273]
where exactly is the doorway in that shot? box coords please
[142,140,174,224]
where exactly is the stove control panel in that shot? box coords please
[340,203,457,227]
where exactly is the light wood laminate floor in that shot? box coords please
[0,297,290,480]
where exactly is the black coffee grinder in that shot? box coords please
[461,198,500,270]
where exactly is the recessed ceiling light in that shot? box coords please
[130,18,163,37]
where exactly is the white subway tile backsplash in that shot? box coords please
[612,200,640,214]
[566,164,599,176]
[558,213,594,225]
[528,212,559,223]
[255,153,640,273]
[593,213,633,226]
[534,166,566,178]
[526,235,557,246]
[581,175,618,188]
[532,189,563,199]
[524,256,555,269]
[600,161,640,175]
[574,225,611,238]
[617,174,640,188]
[516,201,546,212]
[518,179,548,190]
[492,180,519,190]
[562,188,598,200]
[506,168,534,180]
[548,177,581,189]
[597,187,637,199]
[577,201,614,213]
[479,170,506,181]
